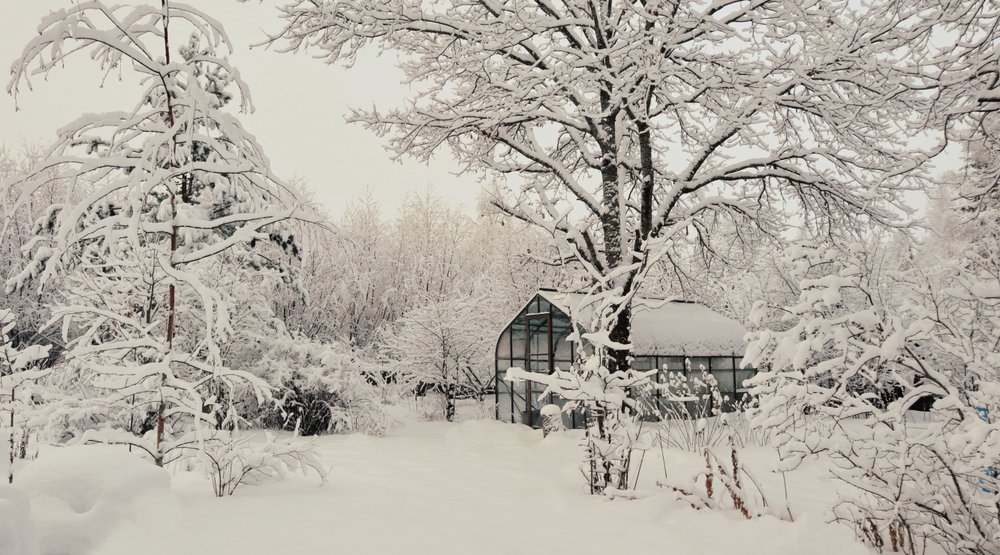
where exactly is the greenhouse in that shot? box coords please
[495,290,753,429]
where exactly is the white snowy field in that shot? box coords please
[5,414,878,555]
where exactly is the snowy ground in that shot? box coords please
[7,412,879,555]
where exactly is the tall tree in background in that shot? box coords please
[385,294,497,421]
[3,1,310,466]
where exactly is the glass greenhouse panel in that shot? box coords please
[496,329,511,358]
[710,357,735,370]
[687,357,711,373]
[633,356,656,371]
[528,318,549,356]
[497,392,512,422]
[511,322,527,358]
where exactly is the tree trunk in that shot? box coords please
[445,382,456,422]
[8,385,14,484]
[606,304,632,373]
[154,401,165,467]
[157,0,174,469]
[598,111,633,375]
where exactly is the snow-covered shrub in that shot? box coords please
[383,294,497,422]
[723,403,774,449]
[653,368,728,452]
[413,391,449,422]
[748,241,1000,555]
[540,404,564,437]
[663,446,774,521]
[199,432,328,497]
[255,336,392,437]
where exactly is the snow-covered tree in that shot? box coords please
[265,0,971,372]
[0,309,51,484]
[746,234,1000,554]
[4,1,313,469]
[385,294,499,421]
[1,146,73,344]
[263,0,984,494]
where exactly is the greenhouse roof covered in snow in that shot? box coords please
[535,290,747,356]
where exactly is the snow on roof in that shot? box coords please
[537,290,746,356]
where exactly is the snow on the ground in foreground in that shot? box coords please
[14,447,170,555]
[0,485,39,555]
[12,419,874,555]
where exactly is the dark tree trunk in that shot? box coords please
[8,385,14,484]
[606,304,632,373]
[445,382,456,422]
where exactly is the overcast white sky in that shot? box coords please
[0,0,481,217]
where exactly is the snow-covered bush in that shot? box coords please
[412,392,449,422]
[199,432,328,497]
[663,446,773,521]
[255,336,392,437]
[747,240,1000,555]
[653,368,728,452]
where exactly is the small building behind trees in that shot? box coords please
[495,290,753,429]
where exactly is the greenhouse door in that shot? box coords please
[524,313,552,428]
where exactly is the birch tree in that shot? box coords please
[4,1,311,467]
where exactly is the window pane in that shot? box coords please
[496,329,511,358]
[528,318,549,355]
[553,325,573,361]
[531,381,548,398]
[513,388,527,424]
[735,369,755,392]
[710,357,735,371]
[511,321,526,358]
[687,357,710,373]
[633,356,656,371]
[497,392,512,422]
[662,356,686,371]
[496,377,511,396]
[712,368,736,397]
